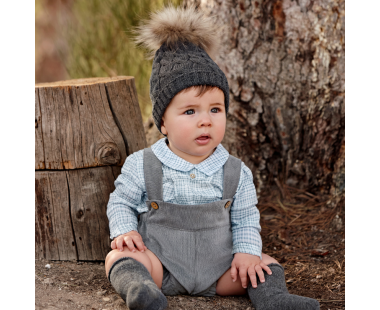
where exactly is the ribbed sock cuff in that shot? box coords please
[108,257,139,282]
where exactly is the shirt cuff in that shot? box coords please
[110,223,138,239]
[232,242,262,259]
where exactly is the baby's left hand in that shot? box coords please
[231,253,272,289]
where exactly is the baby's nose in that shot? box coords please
[199,118,211,126]
[199,114,212,126]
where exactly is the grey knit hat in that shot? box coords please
[134,5,229,132]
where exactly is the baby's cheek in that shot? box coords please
[174,123,193,139]
[215,122,226,141]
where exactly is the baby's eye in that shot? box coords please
[184,109,195,115]
[211,108,220,113]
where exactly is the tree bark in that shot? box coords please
[182,0,345,203]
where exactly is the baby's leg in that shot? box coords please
[105,247,166,310]
[105,247,163,287]
[215,253,278,296]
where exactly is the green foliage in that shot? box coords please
[63,0,182,121]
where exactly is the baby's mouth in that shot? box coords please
[195,134,211,144]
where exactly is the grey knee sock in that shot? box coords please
[108,257,167,310]
[247,263,320,310]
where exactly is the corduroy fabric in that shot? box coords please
[138,147,241,296]
[150,42,230,132]
[161,265,217,297]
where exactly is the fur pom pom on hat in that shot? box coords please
[134,5,221,60]
[134,5,229,133]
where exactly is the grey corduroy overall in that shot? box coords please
[138,147,242,296]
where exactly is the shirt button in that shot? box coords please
[190,173,195,179]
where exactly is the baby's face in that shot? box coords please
[161,87,226,164]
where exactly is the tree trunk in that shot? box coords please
[35,77,146,260]
[182,0,345,203]
[36,76,146,170]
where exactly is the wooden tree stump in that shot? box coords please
[35,77,147,261]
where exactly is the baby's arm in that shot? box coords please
[230,162,271,288]
[107,151,147,252]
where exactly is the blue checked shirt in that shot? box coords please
[107,138,262,258]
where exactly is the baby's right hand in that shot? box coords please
[111,230,147,253]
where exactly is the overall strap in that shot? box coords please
[222,155,242,200]
[143,147,163,201]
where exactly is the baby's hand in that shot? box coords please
[231,253,272,289]
[111,230,147,253]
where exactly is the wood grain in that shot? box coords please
[35,77,146,170]
[35,89,45,169]
[35,77,145,260]
[35,172,59,260]
[111,166,122,180]
[38,87,63,169]
[35,171,76,260]
[104,78,147,154]
[67,167,115,261]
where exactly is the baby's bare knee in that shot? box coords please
[261,253,279,265]
[105,246,153,277]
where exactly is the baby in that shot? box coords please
[105,6,319,310]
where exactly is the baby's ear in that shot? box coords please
[160,119,168,135]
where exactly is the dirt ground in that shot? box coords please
[35,187,345,310]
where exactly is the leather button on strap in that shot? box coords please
[151,202,159,210]
[224,201,231,209]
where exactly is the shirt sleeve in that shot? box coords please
[230,162,262,259]
[106,150,148,239]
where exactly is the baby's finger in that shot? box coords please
[248,266,257,288]
[255,265,265,283]
[116,238,124,252]
[111,240,116,250]
[124,237,136,252]
[230,264,237,282]
[238,266,248,289]
[133,238,146,252]
[261,263,273,275]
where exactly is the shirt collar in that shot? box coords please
[151,138,229,176]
